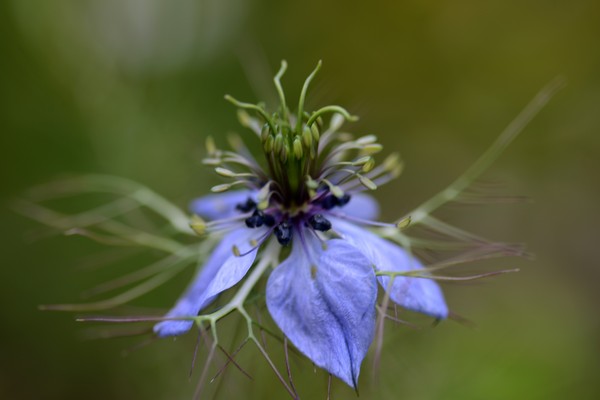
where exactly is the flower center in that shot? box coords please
[200,61,404,244]
[235,193,347,245]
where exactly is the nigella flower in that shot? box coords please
[149,62,561,389]
[19,61,562,397]
[150,61,457,387]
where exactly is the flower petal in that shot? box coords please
[189,190,255,221]
[154,226,261,337]
[331,218,449,319]
[342,192,380,221]
[266,233,377,388]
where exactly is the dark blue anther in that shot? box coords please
[236,198,256,213]
[308,214,332,231]
[336,193,351,206]
[274,220,293,246]
[319,193,351,210]
[263,213,276,227]
[320,195,337,210]
[245,210,264,228]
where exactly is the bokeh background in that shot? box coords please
[1,1,599,399]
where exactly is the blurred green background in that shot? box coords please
[1,0,599,399]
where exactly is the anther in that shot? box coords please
[274,220,293,246]
[189,215,207,236]
[336,193,351,206]
[308,214,332,232]
[236,198,256,213]
[320,193,351,210]
[263,213,276,227]
[245,210,265,228]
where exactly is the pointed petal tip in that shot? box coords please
[153,320,194,338]
[331,218,449,320]
[266,236,377,392]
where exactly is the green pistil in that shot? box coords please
[220,61,382,210]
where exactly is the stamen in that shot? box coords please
[274,220,293,246]
[210,181,247,193]
[234,229,275,257]
[245,210,276,228]
[236,198,257,213]
[319,193,351,210]
[245,210,265,228]
[205,136,217,154]
[214,167,255,179]
[328,211,399,229]
[308,214,332,232]
[190,215,207,235]
[321,179,344,198]
[236,109,261,135]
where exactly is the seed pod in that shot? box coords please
[293,136,304,159]
[261,123,270,141]
[264,134,274,152]
[302,127,313,148]
[311,123,320,141]
[274,133,284,154]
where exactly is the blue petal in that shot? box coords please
[189,190,255,221]
[266,233,377,388]
[154,226,261,337]
[342,192,380,221]
[331,218,449,319]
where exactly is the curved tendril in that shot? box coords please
[224,94,277,134]
[273,60,289,122]
[295,60,322,133]
[307,106,358,128]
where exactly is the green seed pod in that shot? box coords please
[316,116,324,128]
[264,134,274,152]
[293,136,304,159]
[311,123,320,141]
[280,142,289,163]
[302,127,313,148]
[261,123,270,142]
[274,133,284,154]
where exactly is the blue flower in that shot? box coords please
[26,61,559,395]
[151,62,451,388]
[155,187,447,387]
